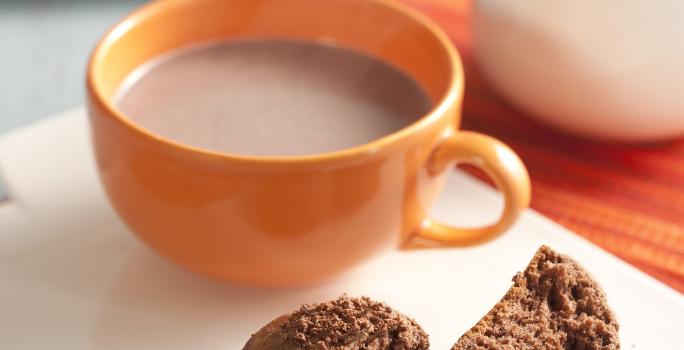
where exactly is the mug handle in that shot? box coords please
[409,131,531,247]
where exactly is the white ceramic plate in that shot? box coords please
[1,109,682,349]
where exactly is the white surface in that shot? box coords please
[474,0,684,141]
[0,109,682,349]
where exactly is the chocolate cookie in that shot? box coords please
[452,245,620,350]
[243,295,429,350]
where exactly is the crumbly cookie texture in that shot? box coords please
[243,295,429,350]
[452,245,620,350]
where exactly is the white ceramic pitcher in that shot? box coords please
[474,0,684,141]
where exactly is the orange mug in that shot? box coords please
[87,0,530,286]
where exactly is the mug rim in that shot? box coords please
[86,0,464,164]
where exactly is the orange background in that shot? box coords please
[402,0,684,293]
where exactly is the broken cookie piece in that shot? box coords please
[452,245,619,350]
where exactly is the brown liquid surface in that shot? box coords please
[116,39,432,156]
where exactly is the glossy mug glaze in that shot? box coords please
[87,0,531,286]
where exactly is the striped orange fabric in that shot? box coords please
[401,0,684,293]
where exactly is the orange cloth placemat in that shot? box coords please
[402,0,684,293]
